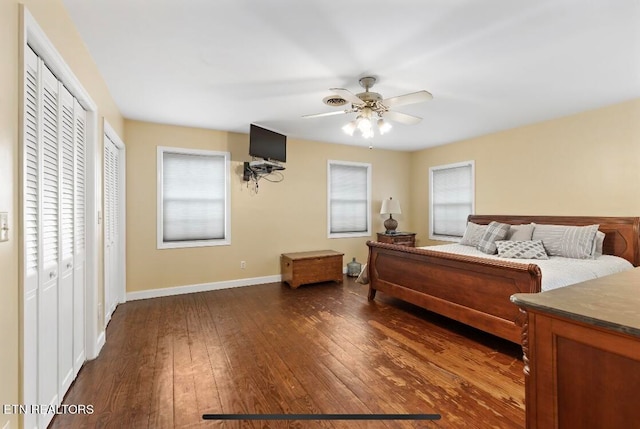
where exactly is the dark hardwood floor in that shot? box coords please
[51,277,525,428]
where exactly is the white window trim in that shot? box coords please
[327,160,372,239]
[429,160,475,242]
[157,146,231,249]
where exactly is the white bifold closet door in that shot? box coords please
[104,134,121,323]
[23,46,87,429]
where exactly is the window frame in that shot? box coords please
[429,160,475,242]
[157,146,231,249]
[327,160,372,239]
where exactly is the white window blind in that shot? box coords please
[430,161,474,240]
[328,161,371,237]
[158,147,230,248]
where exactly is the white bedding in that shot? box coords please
[420,243,633,292]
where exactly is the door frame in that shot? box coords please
[103,120,126,325]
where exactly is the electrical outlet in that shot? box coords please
[240,261,246,269]
[0,212,8,242]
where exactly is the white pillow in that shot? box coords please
[531,224,599,259]
[507,223,534,241]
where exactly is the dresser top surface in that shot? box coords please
[512,267,640,338]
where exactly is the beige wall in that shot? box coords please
[411,98,640,245]
[125,120,412,292]
[1,1,123,427]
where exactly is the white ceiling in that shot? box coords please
[62,0,640,151]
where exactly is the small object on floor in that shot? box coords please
[347,257,362,277]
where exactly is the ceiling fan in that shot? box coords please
[302,76,433,138]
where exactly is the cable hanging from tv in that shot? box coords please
[243,159,284,194]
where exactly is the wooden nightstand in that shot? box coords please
[376,232,416,247]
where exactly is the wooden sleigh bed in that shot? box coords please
[366,215,640,343]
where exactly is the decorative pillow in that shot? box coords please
[496,240,549,260]
[591,230,605,258]
[507,223,534,241]
[476,221,511,254]
[531,223,599,259]
[460,222,488,247]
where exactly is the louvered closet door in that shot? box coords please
[104,135,120,323]
[39,60,60,425]
[73,100,86,376]
[23,46,88,429]
[58,85,75,398]
[23,47,40,429]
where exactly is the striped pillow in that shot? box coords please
[532,224,599,259]
[460,222,488,247]
[591,230,605,258]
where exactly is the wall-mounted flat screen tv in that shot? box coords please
[249,124,286,163]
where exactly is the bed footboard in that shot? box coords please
[367,241,542,343]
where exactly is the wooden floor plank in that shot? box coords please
[228,287,362,429]
[50,277,524,428]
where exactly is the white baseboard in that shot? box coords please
[96,330,106,355]
[126,274,282,301]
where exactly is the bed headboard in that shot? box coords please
[467,215,640,267]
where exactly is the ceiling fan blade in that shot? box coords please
[382,90,433,108]
[302,110,350,119]
[382,111,423,125]
[329,88,365,106]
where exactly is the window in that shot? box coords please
[429,161,475,241]
[327,160,371,238]
[157,147,230,248]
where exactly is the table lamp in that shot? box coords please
[380,197,401,234]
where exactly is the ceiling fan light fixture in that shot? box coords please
[342,120,357,136]
[303,76,432,141]
[377,118,392,135]
[357,117,372,134]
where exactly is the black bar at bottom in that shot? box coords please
[203,413,441,421]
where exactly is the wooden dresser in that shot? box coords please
[511,268,640,429]
[376,232,416,247]
[280,250,344,289]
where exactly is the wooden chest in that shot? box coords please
[280,250,344,289]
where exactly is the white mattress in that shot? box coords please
[420,243,634,292]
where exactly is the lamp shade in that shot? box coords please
[380,197,401,215]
